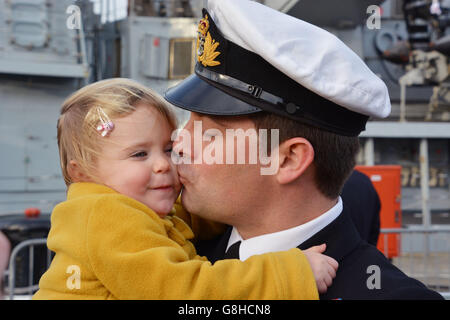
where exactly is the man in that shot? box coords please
[165,0,442,299]
[342,170,381,246]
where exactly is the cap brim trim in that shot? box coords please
[164,74,262,116]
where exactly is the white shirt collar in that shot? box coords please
[226,196,343,261]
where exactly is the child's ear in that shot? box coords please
[68,160,89,183]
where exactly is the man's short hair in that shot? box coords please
[249,112,360,199]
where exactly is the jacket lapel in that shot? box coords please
[297,207,362,263]
[196,226,233,263]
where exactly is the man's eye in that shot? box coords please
[204,132,216,138]
[165,147,173,154]
[132,151,148,158]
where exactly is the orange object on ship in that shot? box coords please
[355,165,402,258]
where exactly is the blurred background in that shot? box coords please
[0,0,449,299]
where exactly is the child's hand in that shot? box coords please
[303,244,338,294]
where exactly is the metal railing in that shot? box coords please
[379,227,450,299]
[5,238,52,300]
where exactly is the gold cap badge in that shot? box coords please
[197,14,221,67]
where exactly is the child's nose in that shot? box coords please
[153,156,171,174]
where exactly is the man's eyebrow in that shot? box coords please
[202,115,229,129]
[212,119,229,128]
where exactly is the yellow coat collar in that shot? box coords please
[67,182,118,199]
[66,182,191,240]
[67,182,176,216]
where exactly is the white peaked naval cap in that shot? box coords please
[208,0,391,118]
[165,0,391,136]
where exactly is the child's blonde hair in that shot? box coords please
[57,78,177,186]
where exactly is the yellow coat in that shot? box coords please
[33,183,318,300]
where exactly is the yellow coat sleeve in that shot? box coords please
[86,197,318,300]
[172,196,228,241]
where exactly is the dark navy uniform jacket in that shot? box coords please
[196,207,443,300]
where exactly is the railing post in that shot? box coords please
[420,138,431,260]
[364,138,375,166]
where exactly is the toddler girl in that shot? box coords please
[33,78,337,300]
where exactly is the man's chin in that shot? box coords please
[180,189,207,218]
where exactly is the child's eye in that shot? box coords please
[164,143,173,154]
[132,151,148,158]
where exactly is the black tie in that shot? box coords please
[224,241,241,259]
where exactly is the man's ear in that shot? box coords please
[276,137,314,185]
[67,160,89,183]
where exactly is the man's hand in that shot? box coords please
[303,244,338,294]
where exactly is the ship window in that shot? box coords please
[10,0,49,48]
[169,38,196,79]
